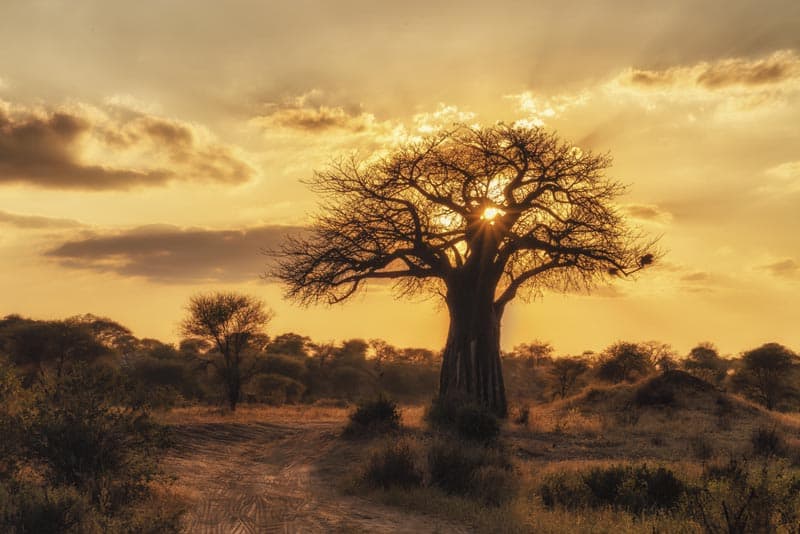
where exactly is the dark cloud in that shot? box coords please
[760,258,799,279]
[697,53,797,88]
[0,107,170,189]
[0,104,254,190]
[0,210,84,229]
[46,224,306,283]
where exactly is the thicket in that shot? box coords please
[0,358,182,532]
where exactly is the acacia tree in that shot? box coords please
[180,292,273,410]
[275,124,656,416]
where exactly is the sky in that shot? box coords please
[0,0,799,356]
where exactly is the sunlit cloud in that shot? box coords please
[605,49,800,116]
[0,210,85,230]
[0,99,255,190]
[252,89,379,133]
[504,90,589,127]
[624,50,800,90]
[412,104,476,133]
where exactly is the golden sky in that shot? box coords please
[1,1,798,356]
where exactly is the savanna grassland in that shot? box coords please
[2,312,800,532]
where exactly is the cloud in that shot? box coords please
[504,91,589,127]
[676,270,738,294]
[760,258,799,279]
[621,203,673,223]
[0,210,84,229]
[681,272,712,283]
[0,99,255,190]
[623,50,800,90]
[252,90,378,133]
[45,224,305,284]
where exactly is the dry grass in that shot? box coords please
[155,403,349,425]
[156,376,800,533]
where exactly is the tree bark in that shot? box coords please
[438,282,507,417]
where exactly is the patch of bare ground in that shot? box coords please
[160,405,466,533]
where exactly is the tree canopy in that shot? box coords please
[277,123,655,309]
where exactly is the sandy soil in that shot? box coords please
[163,408,465,533]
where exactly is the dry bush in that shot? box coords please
[343,394,401,438]
[363,440,422,489]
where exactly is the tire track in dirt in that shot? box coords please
[165,420,467,533]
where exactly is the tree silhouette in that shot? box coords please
[180,292,273,410]
[734,343,799,410]
[276,124,656,416]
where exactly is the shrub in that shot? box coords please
[0,364,181,533]
[540,464,685,514]
[363,441,421,489]
[688,458,800,533]
[257,354,307,381]
[469,464,518,506]
[248,373,306,405]
[751,427,785,458]
[689,435,715,461]
[0,480,91,533]
[455,405,500,442]
[513,405,530,426]
[634,380,676,407]
[427,438,512,501]
[424,397,459,428]
[425,399,500,442]
[343,394,401,437]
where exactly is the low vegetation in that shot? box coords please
[2,310,800,531]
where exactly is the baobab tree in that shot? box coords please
[275,124,656,416]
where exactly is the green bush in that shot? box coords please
[363,441,421,489]
[343,394,401,437]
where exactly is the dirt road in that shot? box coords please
[165,415,465,533]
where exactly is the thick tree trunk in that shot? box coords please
[438,284,507,417]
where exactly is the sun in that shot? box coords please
[481,207,505,225]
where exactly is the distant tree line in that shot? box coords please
[502,339,800,412]
[1,304,798,412]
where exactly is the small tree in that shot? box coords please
[511,340,554,368]
[597,342,654,383]
[684,342,728,384]
[733,343,798,410]
[549,356,589,399]
[180,292,273,410]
